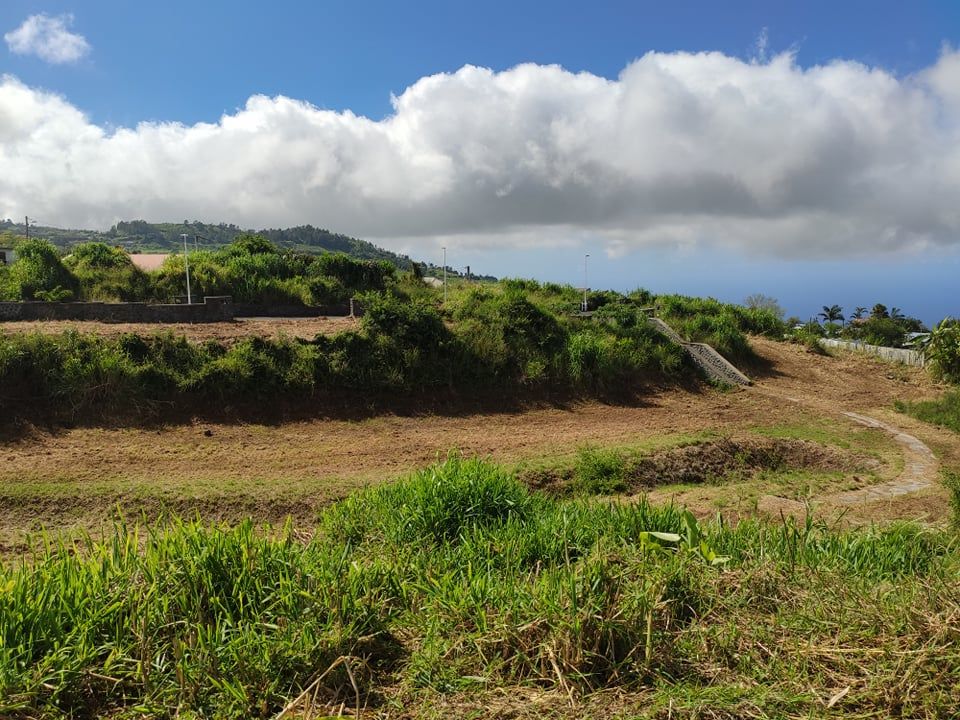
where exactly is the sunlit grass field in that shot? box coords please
[2,456,957,719]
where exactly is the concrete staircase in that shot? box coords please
[648,317,752,387]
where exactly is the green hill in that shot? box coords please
[0,218,491,279]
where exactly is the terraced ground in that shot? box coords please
[1,336,955,556]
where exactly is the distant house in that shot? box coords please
[0,247,14,266]
[129,253,170,272]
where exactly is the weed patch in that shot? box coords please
[0,457,956,718]
[896,389,960,434]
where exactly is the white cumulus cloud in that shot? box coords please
[4,13,90,64]
[1,49,960,259]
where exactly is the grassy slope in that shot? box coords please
[0,218,490,279]
[1,456,957,719]
[897,389,960,434]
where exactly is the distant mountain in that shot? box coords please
[0,218,494,280]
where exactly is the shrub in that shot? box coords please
[64,242,152,301]
[924,318,960,384]
[6,238,78,301]
[573,446,628,494]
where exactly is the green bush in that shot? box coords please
[923,318,960,384]
[5,238,78,301]
[64,242,152,301]
[573,446,628,494]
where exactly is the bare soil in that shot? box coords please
[0,335,957,550]
[526,436,874,493]
[0,316,359,343]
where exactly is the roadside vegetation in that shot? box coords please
[0,237,795,423]
[0,235,396,306]
[0,287,692,422]
[1,456,956,719]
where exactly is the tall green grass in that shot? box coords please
[0,456,955,718]
[655,294,785,366]
[896,389,960,434]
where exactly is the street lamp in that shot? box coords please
[582,254,590,312]
[180,233,192,305]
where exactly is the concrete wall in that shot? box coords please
[0,296,359,323]
[0,296,234,323]
[820,338,926,367]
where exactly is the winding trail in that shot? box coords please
[831,412,937,504]
[750,383,940,510]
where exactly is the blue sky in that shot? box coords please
[2,1,959,324]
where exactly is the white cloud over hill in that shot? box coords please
[2,49,959,258]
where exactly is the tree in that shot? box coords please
[744,293,785,319]
[871,303,889,320]
[851,306,868,321]
[819,304,844,324]
[890,306,905,320]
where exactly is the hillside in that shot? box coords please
[0,218,491,279]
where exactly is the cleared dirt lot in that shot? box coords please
[0,315,359,343]
[0,336,957,554]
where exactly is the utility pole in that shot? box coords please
[583,254,590,312]
[24,216,29,242]
[442,246,447,303]
[180,234,192,304]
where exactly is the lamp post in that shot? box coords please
[442,246,447,304]
[582,254,590,312]
[180,234,192,305]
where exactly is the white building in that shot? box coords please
[0,247,14,266]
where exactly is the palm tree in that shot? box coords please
[819,304,844,324]
[871,303,889,320]
[851,306,867,321]
[890,307,905,320]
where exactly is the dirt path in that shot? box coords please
[747,343,944,514]
[830,412,938,503]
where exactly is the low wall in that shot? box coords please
[0,296,234,324]
[0,296,360,324]
[820,338,926,367]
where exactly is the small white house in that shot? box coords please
[0,247,14,266]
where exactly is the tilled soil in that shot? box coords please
[526,437,874,493]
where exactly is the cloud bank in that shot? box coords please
[4,13,90,64]
[2,50,959,257]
